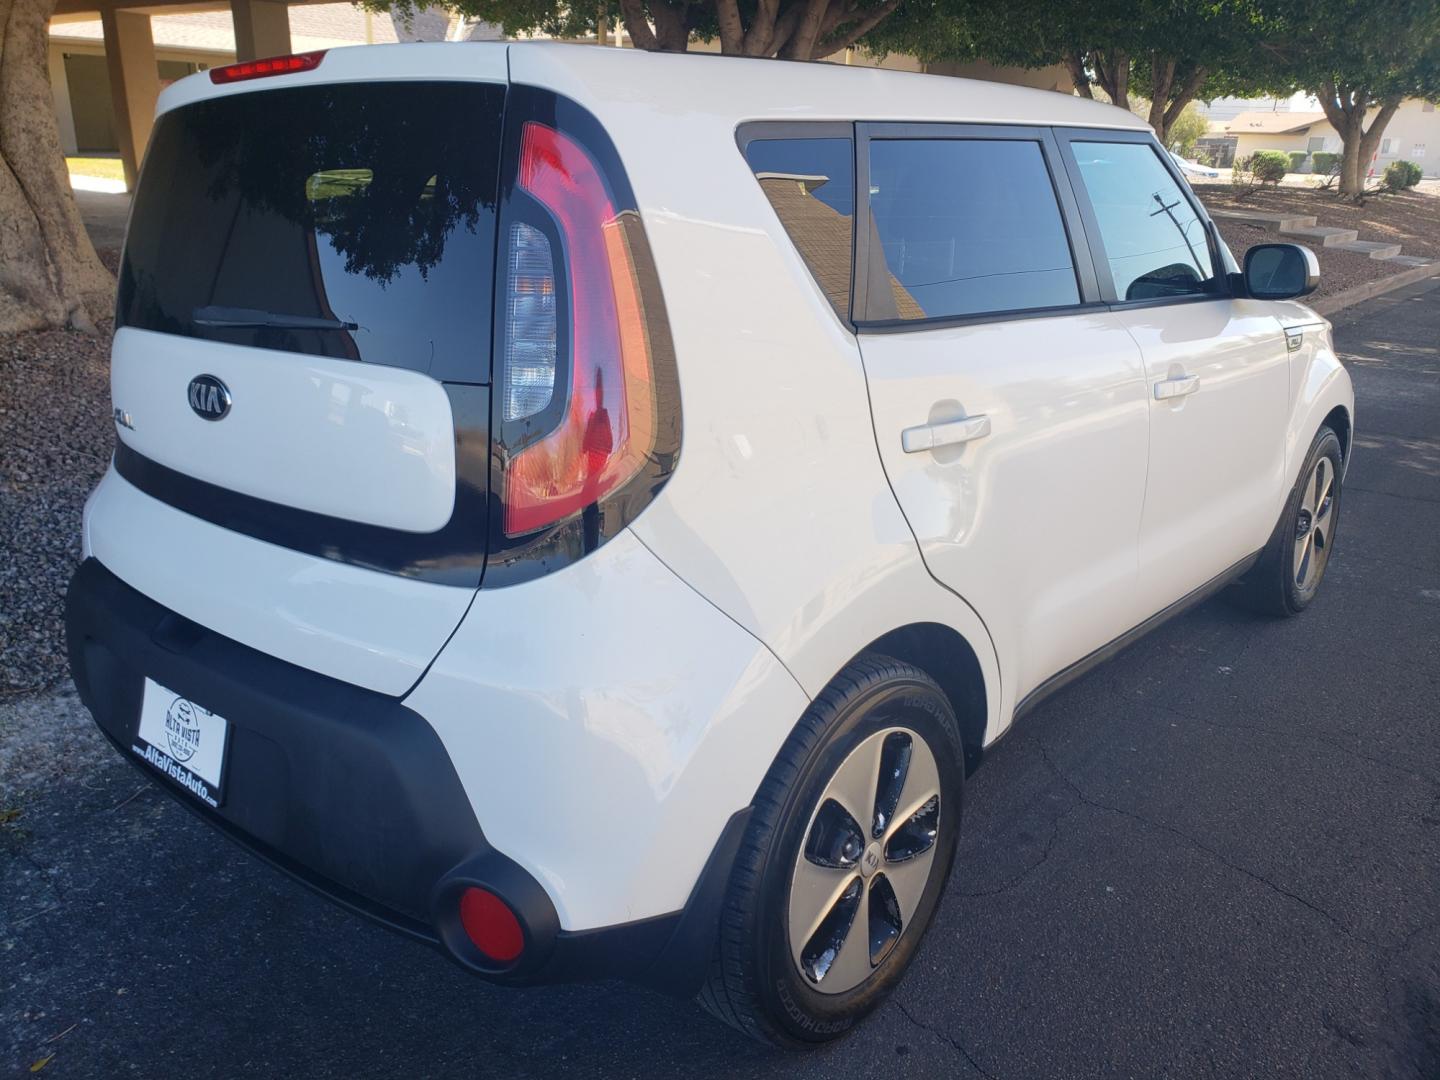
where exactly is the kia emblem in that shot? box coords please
[187,374,231,421]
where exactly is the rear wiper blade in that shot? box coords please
[192,305,358,332]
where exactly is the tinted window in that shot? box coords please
[1071,141,1218,302]
[865,139,1079,321]
[745,137,855,319]
[118,82,504,382]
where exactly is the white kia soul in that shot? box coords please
[68,41,1353,1046]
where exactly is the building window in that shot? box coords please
[1307,136,1325,154]
[1380,137,1394,155]
[1415,144,1428,159]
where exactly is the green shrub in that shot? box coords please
[1250,150,1292,183]
[1230,155,1262,196]
[1383,159,1423,191]
[1288,151,1309,172]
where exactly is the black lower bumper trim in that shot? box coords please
[65,558,742,993]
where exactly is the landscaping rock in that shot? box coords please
[0,268,116,693]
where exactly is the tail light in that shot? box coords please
[493,101,679,559]
[209,50,326,84]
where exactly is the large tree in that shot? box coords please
[377,0,907,57]
[868,0,1272,146]
[1271,0,1440,198]
[0,0,113,334]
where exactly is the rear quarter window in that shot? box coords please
[118,81,505,382]
[744,136,856,321]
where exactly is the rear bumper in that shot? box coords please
[65,557,739,992]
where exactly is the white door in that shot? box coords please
[1060,136,1290,602]
[856,129,1151,706]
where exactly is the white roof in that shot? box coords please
[159,40,1147,132]
[514,42,1147,129]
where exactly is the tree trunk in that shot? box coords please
[1338,134,1363,196]
[1357,98,1403,189]
[1318,81,1364,198]
[1090,48,1129,111]
[713,0,745,53]
[0,0,113,334]
[1063,52,1093,98]
[1316,81,1402,200]
[615,0,660,49]
[779,0,828,59]
[648,0,691,50]
[812,0,902,58]
[1146,60,1207,147]
[635,0,891,60]
[1147,56,1176,141]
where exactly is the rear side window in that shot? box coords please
[866,139,1080,321]
[1070,141,1218,302]
[744,137,855,320]
[118,82,504,382]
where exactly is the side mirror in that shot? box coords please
[1243,243,1319,300]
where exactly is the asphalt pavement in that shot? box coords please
[3,280,1439,1078]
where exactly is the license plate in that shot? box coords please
[133,679,229,808]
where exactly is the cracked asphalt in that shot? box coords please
[4,279,1439,1078]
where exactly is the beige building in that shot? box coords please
[1214,100,1440,176]
[49,5,399,160]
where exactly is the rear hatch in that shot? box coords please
[104,57,505,693]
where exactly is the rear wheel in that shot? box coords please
[698,656,964,1047]
[1231,426,1344,616]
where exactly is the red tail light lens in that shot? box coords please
[209,50,327,84]
[501,121,660,537]
[459,886,525,965]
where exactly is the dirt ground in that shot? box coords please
[1193,183,1440,299]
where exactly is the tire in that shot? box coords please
[1230,425,1344,617]
[698,655,964,1048]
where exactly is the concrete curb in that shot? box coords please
[1311,260,1440,315]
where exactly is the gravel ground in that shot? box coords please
[1193,184,1440,299]
[0,252,117,695]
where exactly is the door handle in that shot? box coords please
[1154,374,1200,401]
[901,414,991,454]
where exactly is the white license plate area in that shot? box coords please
[133,678,230,808]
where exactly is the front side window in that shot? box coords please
[1071,141,1219,302]
[745,137,856,320]
[865,138,1080,321]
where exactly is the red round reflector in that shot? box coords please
[459,887,524,965]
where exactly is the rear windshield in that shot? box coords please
[118,81,505,382]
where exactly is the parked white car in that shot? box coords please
[68,43,1352,1047]
[1170,149,1223,178]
